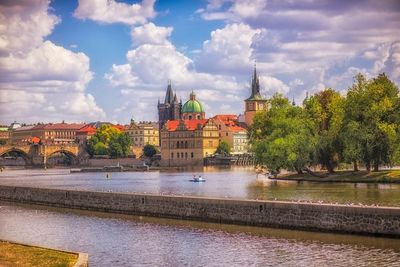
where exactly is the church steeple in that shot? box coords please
[247,62,263,100]
[244,63,268,126]
[164,80,173,104]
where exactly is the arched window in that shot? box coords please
[197,114,200,119]
[177,141,180,148]
[171,152,174,158]
[181,152,184,158]
[185,152,188,159]
[191,152,194,158]
[177,153,180,158]
[188,115,192,120]
[185,141,188,148]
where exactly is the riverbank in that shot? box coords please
[0,240,87,267]
[273,170,400,183]
[0,185,399,237]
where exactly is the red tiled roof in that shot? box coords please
[33,123,85,130]
[113,124,124,131]
[229,125,246,133]
[31,136,40,144]
[166,119,207,131]
[77,125,97,135]
[212,114,238,121]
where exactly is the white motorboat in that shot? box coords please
[189,175,206,182]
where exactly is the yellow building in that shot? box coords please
[160,119,219,166]
[211,115,248,155]
[124,120,159,157]
[244,66,268,126]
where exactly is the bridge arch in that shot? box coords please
[0,148,32,164]
[46,150,78,166]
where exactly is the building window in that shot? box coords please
[177,153,179,158]
[189,115,192,120]
[185,141,188,148]
[197,114,200,119]
[171,152,174,158]
[181,152,184,158]
[226,132,228,136]
[185,152,188,159]
[191,152,194,158]
[177,141,180,148]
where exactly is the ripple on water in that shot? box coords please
[2,202,400,266]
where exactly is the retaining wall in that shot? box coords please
[0,185,399,237]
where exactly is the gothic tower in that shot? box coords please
[158,81,182,131]
[244,64,268,126]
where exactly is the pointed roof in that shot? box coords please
[246,63,264,101]
[164,80,174,104]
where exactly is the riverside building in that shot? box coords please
[160,92,218,166]
[124,120,159,158]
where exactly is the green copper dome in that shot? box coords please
[182,91,204,113]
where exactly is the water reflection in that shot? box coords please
[0,167,399,206]
[1,201,400,266]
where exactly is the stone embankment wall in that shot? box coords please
[0,185,399,237]
[87,158,141,167]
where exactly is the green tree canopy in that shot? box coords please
[216,141,231,156]
[87,125,131,158]
[343,73,400,171]
[143,144,158,158]
[304,88,345,173]
[249,94,316,174]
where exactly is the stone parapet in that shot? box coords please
[0,185,399,237]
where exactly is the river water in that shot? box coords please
[0,167,399,206]
[1,167,400,266]
[1,201,400,266]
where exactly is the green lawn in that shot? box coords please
[276,169,400,183]
[0,241,77,267]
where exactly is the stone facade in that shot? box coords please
[124,120,159,158]
[158,82,182,132]
[211,115,248,154]
[160,119,219,166]
[0,185,399,237]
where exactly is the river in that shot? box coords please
[0,167,399,206]
[1,201,400,266]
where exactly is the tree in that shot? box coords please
[108,135,124,158]
[249,94,316,174]
[343,73,400,172]
[93,142,108,155]
[304,88,344,173]
[87,125,131,158]
[143,144,158,158]
[216,141,231,156]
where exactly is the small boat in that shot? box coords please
[189,175,206,182]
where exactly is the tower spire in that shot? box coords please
[164,80,173,104]
[248,60,261,100]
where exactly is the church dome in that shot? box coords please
[182,91,204,113]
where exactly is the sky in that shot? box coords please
[0,0,399,125]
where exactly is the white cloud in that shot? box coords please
[200,0,266,21]
[197,0,400,94]
[131,23,173,46]
[0,0,105,124]
[73,0,156,25]
[196,23,263,74]
[0,0,59,55]
[258,76,290,96]
[105,23,251,121]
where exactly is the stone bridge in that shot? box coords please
[0,143,82,166]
